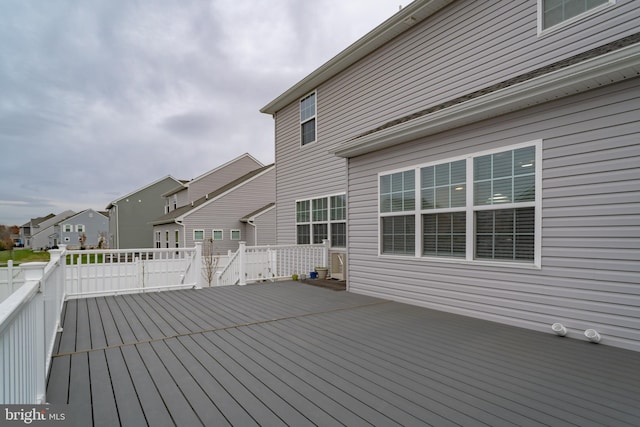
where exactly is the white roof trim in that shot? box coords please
[333,42,640,158]
[260,0,453,114]
[107,175,182,207]
[175,165,275,222]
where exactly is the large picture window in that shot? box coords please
[296,194,346,247]
[300,92,316,145]
[379,142,540,265]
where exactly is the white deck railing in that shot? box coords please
[217,241,329,286]
[64,245,202,298]
[0,260,25,303]
[0,248,66,404]
[0,241,326,403]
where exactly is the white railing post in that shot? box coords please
[238,242,246,286]
[322,240,329,270]
[19,262,47,403]
[194,242,203,289]
[48,246,66,332]
[7,260,13,293]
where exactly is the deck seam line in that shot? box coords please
[52,299,391,358]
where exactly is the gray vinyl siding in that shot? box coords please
[346,77,640,352]
[187,155,263,202]
[184,168,275,253]
[253,207,276,246]
[111,177,182,249]
[59,210,108,249]
[273,0,639,245]
[274,101,348,245]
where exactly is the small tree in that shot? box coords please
[202,238,219,287]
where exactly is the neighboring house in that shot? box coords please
[107,175,183,249]
[241,203,276,246]
[151,164,275,253]
[58,209,109,249]
[162,153,264,215]
[261,0,640,351]
[20,214,55,248]
[30,210,76,250]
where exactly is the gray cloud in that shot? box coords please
[0,0,403,226]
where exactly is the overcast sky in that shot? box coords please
[0,0,405,226]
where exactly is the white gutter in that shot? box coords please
[332,42,640,158]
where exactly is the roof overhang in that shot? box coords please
[332,42,640,158]
[260,0,454,115]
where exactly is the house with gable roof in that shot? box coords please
[151,162,275,253]
[107,175,184,249]
[57,209,109,249]
[261,0,640,351]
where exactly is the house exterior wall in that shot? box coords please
[346,77,640,352]
[187,154,263,203]
[183,167,276,253]
[59,210,109,249]
[153,223,183,249]
[253,207,277,246]
[30,210,75,249]
[109,177,182,249]
[272,0,640,245]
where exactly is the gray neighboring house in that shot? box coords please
[57,209,109,249]
[151,164,275,254]
[30,210,76,250]
[262,0,640,351]
[20,214,55,248]
[107,175,184,249]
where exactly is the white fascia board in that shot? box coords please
[260,0,453,115]
[182,165,275,220]
[333,43,640,158]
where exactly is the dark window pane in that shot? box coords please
[313,223,328,244]
[437,213,452,233]
[516,235,535,260]
[492,151,512,178]
[421,166,434,188]
[437,235,452,255]
[421,188,434,209]
[331,223,346,248]
[435,187,449,209]
[514,146,535,175]
[476,210,494,234]
[435,163,450,186]
[451,160,466,183]
[474,155,492,181]
[492,178,512,204]
[301,119,315,145]
[495,209,514,234]
[297,225,310,244]
[514,175,535,202]
[451,184,466,207]
[474,181,491,206]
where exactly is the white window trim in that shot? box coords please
[76,224,85,233]
[212,229,223,240]
[300,91,317,147]
[295,192,347,247]
[537,0,615,35]
[230,229,241,241]
[193,229,205,241]
[63,224,73,233]
[378,140,542,268]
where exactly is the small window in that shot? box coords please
[297,224,310,244]
[63,224,72,233]
[175,230,179,248]
[382,215,415,255]
[230,229,241,240]
[155,231,161,248]
[64,237,70,242]
[300,92,316,145]
[165,231,169,248]
[212,229,223,240]
[76,224,85,233]
[540,0,612,30]
[193,230,204,241]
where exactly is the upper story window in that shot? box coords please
[300,92,316,146]
[63,224,72,233]
[76,224,85,233]
[540,0,613,31]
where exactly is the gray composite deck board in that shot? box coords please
[47,282,640,426]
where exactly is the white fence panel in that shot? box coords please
[0,261,25,303]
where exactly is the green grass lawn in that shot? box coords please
[0,249,50,266]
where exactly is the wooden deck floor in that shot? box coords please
[47,282,640,426]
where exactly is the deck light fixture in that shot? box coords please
[584,329,601,343]
[551,323,567,336]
